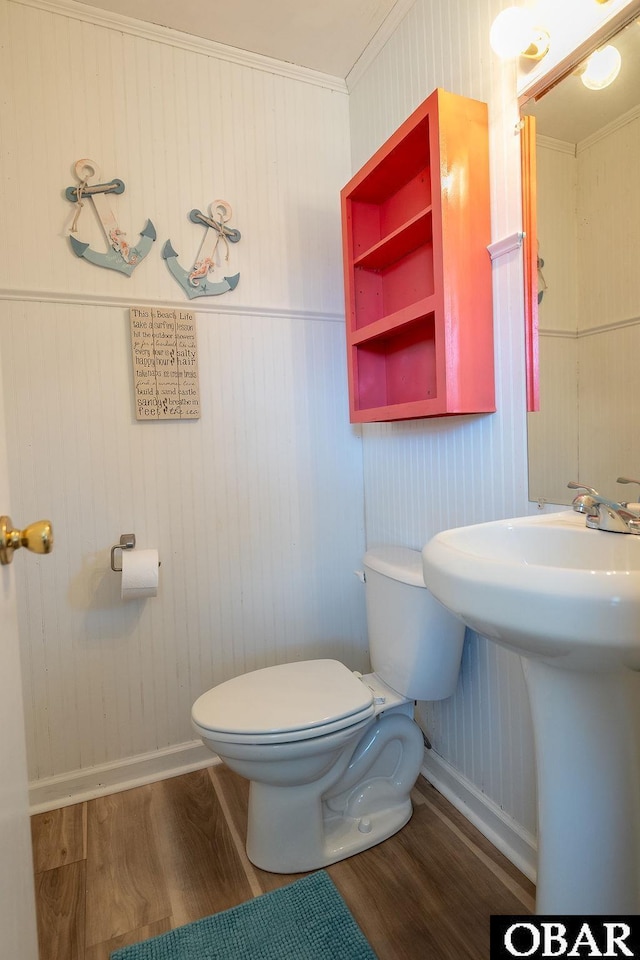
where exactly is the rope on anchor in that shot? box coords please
[70,178,89,233]
[188,211,233,286]
[199,212,231,262]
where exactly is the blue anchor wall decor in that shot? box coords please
[162,200,241,299]
[66,159,156,276]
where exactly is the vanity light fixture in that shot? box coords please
[489,6,550,60]
[579,44,622,88]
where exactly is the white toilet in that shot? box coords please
[191,546,465,874]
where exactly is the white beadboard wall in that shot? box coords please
[578,110,640,333]
[0,2,348,315]
[0,1,368,793]
[348,0,539,844]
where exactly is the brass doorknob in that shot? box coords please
[0,516,53,565]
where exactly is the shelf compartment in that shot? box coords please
[350,296,436,346]
[353,243,434,329]
[353,207,432,271]
[352,314,437,411]
[349,167,432,255]
[349,118,431,206]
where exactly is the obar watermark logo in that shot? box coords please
[491,917,640,959]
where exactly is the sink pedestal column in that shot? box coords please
[523,659,640,914]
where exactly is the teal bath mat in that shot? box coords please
[111,870,378,959]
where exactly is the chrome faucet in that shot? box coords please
[568,481,640,534]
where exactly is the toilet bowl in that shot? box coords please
[192,546,465,873]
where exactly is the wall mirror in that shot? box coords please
[521,9,640,505]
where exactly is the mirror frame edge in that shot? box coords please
[521,115,539,412]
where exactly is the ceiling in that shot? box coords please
[79,0,403,78]
[523,16,640,143]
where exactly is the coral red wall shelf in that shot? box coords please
[341,88,495,423]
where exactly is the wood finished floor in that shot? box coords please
[31,765,535,960]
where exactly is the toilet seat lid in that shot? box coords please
[192,659,375,742]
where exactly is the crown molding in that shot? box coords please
[10,0,349,93]
[537,135,576,157]
[577,103,640,154]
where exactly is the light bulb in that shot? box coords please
[489,6,550,60]
[580,45,622,90]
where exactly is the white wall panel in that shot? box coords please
[349,0,537,835]
[528,140,579,503]
[579,325,640,489]
[577,117,640,492]
[0,1,367,783]
[528,334,579,504]
[0,1,348,317]
[578,112,640,332]
[536,138,578,335]
[2,298,367,780]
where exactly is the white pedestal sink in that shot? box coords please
[422,510,640,914]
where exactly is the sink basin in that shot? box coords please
[421,509,640,670]
[421,510,640,914]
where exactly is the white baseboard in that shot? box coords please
[29,740,219,814]
[29,739,537,889]
[421,749,537,884]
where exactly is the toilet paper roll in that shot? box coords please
[121,548,159,601]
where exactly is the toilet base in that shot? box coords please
[245,712,424,873]
[247,783,413,873]
[247,789,413,874]
[322,797,413,865]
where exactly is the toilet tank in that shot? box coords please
[363,546,465,701]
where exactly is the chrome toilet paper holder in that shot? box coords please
[111,533,136,572]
